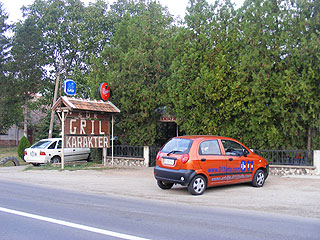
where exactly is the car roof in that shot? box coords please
[174,135,238,141]
[38,138,62,141]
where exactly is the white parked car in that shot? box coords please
[24,138,90,166]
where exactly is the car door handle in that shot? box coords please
[229,158,233,161]
[201,158,206,162]
[73,149,76,151]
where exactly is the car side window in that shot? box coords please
[57,140,62,149]
[199,140,221,155]
[221,140,247,156]
[48,141,57,149]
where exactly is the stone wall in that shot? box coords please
[270,165,317,176]
[104,156,146,167]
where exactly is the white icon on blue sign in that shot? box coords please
[63,79,76,96]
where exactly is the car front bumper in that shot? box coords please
[154,166,197,186]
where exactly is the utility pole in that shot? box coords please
[48,59,63,138]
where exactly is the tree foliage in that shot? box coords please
[166,0,320,149]
[0,3,22,133]
[90,0,174,145]
[1,0,319,149]
[10,16,46,136]
[34,111,60,141]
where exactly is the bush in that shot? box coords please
[90,148,102,163]
[17,136,31,160]
[34,111,60,142]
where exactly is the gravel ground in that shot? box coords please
[0,166,319,218]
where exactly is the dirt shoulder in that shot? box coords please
[0,166,320,219]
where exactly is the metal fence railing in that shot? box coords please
[254,150,313,166]
[107,145,144,158]
[149,146,161,167]
[105,145,160,167]
[105,146,313,167]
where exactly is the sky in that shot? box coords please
[1,0,244,24]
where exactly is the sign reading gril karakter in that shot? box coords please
[65,111,110,148]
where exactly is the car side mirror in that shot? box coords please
[243,149,248,157]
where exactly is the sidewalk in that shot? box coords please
[0,166,320,218]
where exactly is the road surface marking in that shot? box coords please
[0,207,150,240]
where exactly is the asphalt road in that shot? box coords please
[0,179,319,240]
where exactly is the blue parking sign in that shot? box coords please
[63,79,76,96]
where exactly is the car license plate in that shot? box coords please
[163,158,175,166]
[30,151,37,157]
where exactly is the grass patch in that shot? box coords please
[24,162,116,171]
[0,146,19,159]
[0,146,27,167]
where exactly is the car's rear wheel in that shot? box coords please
[252,169,265,187]
[157,180,174,190]
[188,175,206,195]
[51,156,61,164]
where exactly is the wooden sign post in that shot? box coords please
[52,96,120,169]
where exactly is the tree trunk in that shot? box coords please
[307,127,312,151]
[49,59,62,138]
[23,97,28,138]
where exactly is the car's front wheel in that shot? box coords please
[252,169,266,187]
[188,175,206,195]
[157,180,174,190]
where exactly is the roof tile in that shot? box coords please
[52,96,120,113]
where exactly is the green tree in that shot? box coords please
[22,0,111,98]
[235,0,320,149]
[282,0,320,150]
[230,0,288,149]
[168,0,242,138]
[0,3,22,133]
[10,16,45,137]
[20,0,113,139]
[92,0,174,145]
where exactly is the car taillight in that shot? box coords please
[156,151,161,161]
[181,154,189,163]
[40,151,46,156]
[24,151,27,155]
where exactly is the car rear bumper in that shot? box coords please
[154,166,197,186]
[24,156,50,164]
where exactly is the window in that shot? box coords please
[31,140,52,149]
[161,138,193,154]
[199,140,221,155]
[0,130,8,135]
[57,140,62,149]
[221,140,247,156]
[48,141,57,149]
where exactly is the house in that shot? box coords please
[0,108,46,146]
[0,125,24,146]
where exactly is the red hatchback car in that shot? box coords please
[154,136,269,195]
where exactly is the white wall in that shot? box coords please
[0,125,24,144]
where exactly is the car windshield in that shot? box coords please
[30,140,52,149]
[161,138,193,154]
